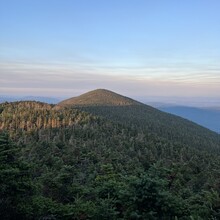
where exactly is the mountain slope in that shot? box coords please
[1,98,220,219]
[58,89,142,107]
[0,101,95,136]
[57,89,220,153]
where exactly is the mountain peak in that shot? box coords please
[57,89,143,107]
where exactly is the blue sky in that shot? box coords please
[0,0,220,101]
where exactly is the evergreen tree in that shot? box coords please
[0,132,33,219]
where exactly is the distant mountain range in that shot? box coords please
[157,105,220,133]
[0,96,62,104]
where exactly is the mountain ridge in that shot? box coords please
[158,105,220,133]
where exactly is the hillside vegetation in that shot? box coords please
[58,89,220,153]
[1,90,220,219]
[58,89,142,107]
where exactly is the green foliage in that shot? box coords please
[120,166,189,219]
[0,100,220,219]
[77,105,220,153]
[0,132,34,219]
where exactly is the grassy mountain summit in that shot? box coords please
[58,89,143,107]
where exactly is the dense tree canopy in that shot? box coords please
[0,101,220,219]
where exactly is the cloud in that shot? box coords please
[0,61,220,98]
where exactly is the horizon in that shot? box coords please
[1,0,220,100]
[1,89,220,108]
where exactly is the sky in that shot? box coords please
[0,0,220,104]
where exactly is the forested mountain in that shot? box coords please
[1,90,220,219]
[57,89,142,107]
[58,89,220,153]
